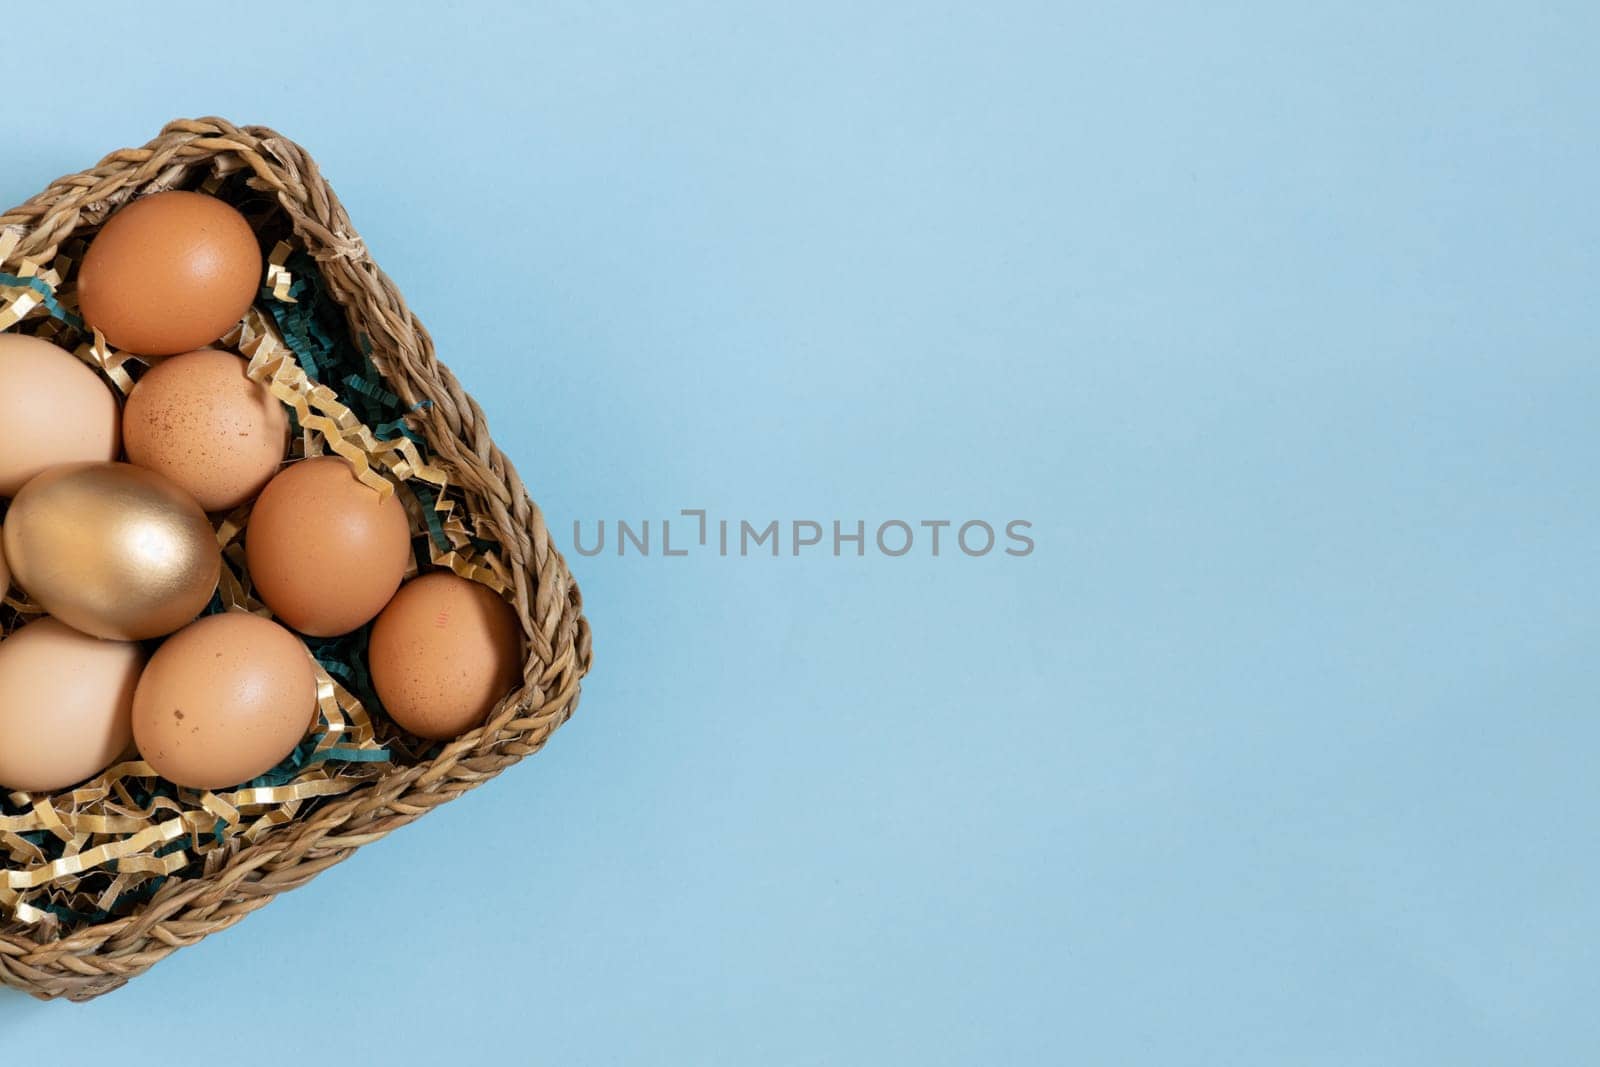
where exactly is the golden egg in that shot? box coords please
[3,462,221,640]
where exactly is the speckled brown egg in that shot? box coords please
[369,571,524,740]
[77,191,262,357]
[123,348,289,511]
[245,457,413,637]
[0,618,145,793]
[132,613,317,790]
[0,333,121,495]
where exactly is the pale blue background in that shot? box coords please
[3,2,1597,1063]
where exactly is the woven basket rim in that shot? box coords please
[0,117,592,1002]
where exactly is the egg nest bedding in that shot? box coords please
[0,173,504,933]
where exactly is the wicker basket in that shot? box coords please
[0,117,592,1001]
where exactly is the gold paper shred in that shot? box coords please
[0,892,50,927]
[115,851,193,877]
[52,813,149,835]
[198,791,241,829]
[0,811,43,834]
[1,832,45,865]
[331,676,377,745]
[266,240,297,302]
[220,778,368,807]
[242,804,300,843]
[53,238,86,281]
[216,503,252,548]
[217,562,253,615]
[78,328,139,395]
[313,666,347,751]
[96,873,134,913]
[3,817,187,890]
[233,308,397,498]
[0,286,40,331]
[3,590,46,616]
[0,246,56,332]
[31,800,72,844]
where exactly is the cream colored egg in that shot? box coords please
[0,618,145,793]
[0,334,121,495]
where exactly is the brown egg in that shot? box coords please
[77,191,262,356]
[123,348,290,511]
[0,618,144,793]
[4,463,221,641]
[245,457,413,637]
[0,333,121,495]
[132,613,316,790]
[369,571,524,740]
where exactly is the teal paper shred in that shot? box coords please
[371,417,422,442]
[307,626,367,673]
[310,630,384,714]
[263,296,323,380]
[343,372,401,409]
[0,272,83,329]
[309,747,391,765]
[319,658,379,715]
[40,877,163,927]
[409,482,454,553]
[241,729,393,791]
[319,657,359,688]
[245,742,317,790]
[261,261,341,385]
[265,254,425,442]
